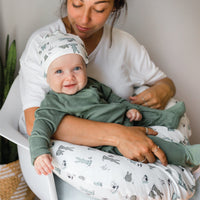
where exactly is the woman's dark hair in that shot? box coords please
[110,0,127,45]
[111,0,128,29]
[60,0,128,46]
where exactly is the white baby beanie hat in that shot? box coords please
[38,31,89,76]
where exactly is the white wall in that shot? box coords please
[0,0,60,68]
[1,0,199,143]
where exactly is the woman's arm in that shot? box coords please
[130,77,175,109]
[25,107,167,165]
[24,107,39,136]
[53,115,167,165]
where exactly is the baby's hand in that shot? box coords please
[126,109,142,122]
[34,154,54,175]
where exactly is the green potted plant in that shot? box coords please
[0,35,35,199]
[0,35,18,164]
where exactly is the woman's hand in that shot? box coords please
[129,77,175,109]
[34,154,54,175]
[53,116,167,165]
[116,126,168,166]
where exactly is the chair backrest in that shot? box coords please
[1,76,22,126]
[0,76,28,149]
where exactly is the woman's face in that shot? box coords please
[67,0,114,39]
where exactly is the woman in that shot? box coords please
[19,0,194,199]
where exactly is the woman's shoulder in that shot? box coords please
[21,19,66,60]
[29,19,65,39]
[102,25,141,54]
[105,24,140,46]
[100,24,143,58]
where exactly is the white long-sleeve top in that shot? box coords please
[19,18,166,111]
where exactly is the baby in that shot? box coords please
[29,31,200,175]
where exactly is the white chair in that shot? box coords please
[0,76,58,200]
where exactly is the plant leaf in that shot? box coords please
[4,40,17,101]
[0,56,4,107]
[5,34,9,64]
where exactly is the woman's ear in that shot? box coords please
[112,8,116,13]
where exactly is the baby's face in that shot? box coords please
[47,54,87,95]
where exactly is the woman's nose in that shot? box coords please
[81,8,91,24]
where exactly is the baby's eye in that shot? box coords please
[55,69,63,74]
[74,66,81,71]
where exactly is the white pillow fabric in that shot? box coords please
[50,97,195,199]
[50,125,195,199]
